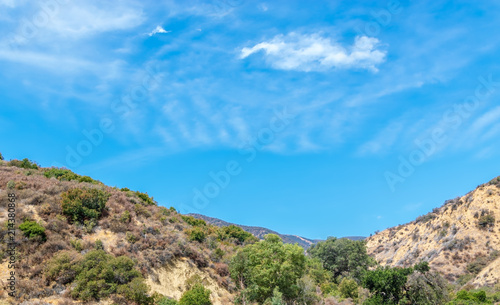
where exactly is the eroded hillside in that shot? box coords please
[366,177,500,286]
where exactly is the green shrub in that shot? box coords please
[188,227,206,243]
[182,215,206,227]
[19,220,46,241]
[8,158,39,169]
[135,204,152,218]
[7,180,15,189]
[467,256,490,275]
[72,250,145,301]
[44,168,98,183]
[61,188,110,223]
[44,168,78,180]
[126,232,138,243]
[179,284,212,305]
[46,250,81,284]
[120,210,131,223]
[0,152,3,160]
[339,278,358,300]
[217,225,256,244]
[95,239,104,250]
[135,191,156,205]
[478,214,495,229]
[157,297,179,305]
[70,239,84,251]
[117,277,151,304]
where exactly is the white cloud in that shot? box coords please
[240,33,386,72]
[148,25,171,36]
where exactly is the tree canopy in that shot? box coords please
[307,237,375,280]
[229,234,306,304]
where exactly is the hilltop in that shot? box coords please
[366,176,500,287]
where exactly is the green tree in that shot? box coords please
[404,271,449,305]
[362,266,413,305]
[308,237,375,280]
[179,283,212,305]
[229,234,306,303]
[0,152,3,160]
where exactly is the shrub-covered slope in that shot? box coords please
[0,159,249,304]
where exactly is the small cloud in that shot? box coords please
[259,3,269,11]
[148,25,171,36]
[240,32,386,72]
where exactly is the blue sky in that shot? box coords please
[1,0,500,239]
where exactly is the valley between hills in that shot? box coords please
[0,156,499,304]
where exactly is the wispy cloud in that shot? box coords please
[0,0,15,7]
[148,25,171,36]
[240,33,386,72]
[358,121,404,156]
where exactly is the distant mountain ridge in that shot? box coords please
[188,213,365,249]
[188,213,319,248]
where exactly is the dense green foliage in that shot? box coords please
[0,152,3,160]
[229,234,306,304]
[188,227,207,242]
[44,167,97,183]
[61,188,110,223]
[217,225,257,244]
[46,251,80,284]
[404,271,449,304]
[179,283,212,305]
[8,158,39,169]
[19,220,46,241]
[182,215,207,227]
[339,277,358,300]
[362,266,414,304]
[308,237,375,280]
[135,190,157,205]
[72,250,146,301]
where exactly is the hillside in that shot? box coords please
[0,160,242,304]
[189,213,321,249]
[366,176,500,286]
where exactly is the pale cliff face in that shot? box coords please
[366,181,500,286]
